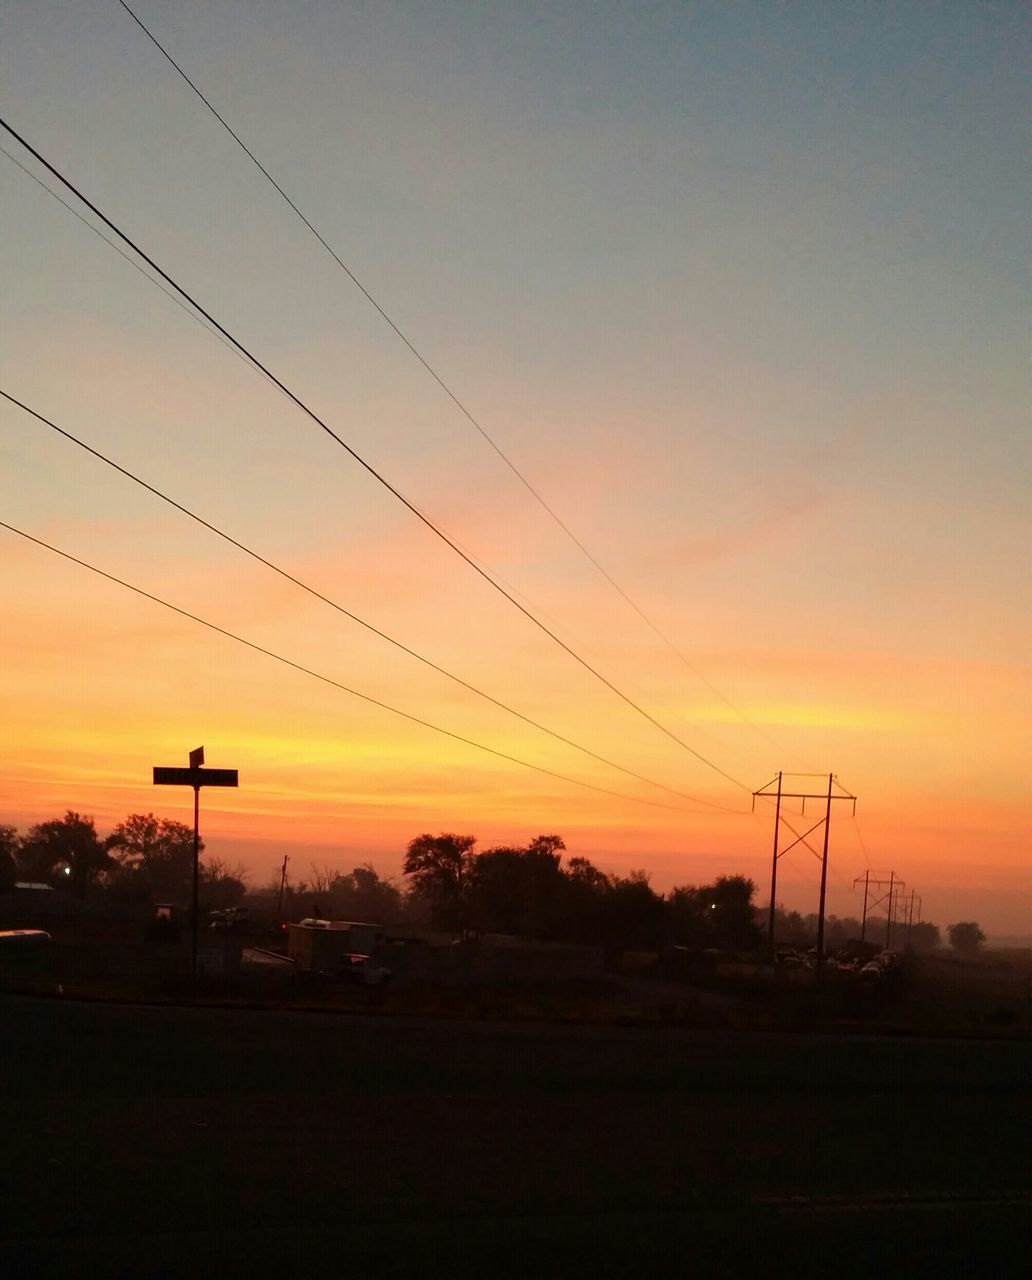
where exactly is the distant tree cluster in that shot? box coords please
[766,905,942,954]
[402,832,763,953]
[272,862,405,924]
[0,811,247,907]
[947,922,986,956]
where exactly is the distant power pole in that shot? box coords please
[902,889,917,950]
[753,773,857,971]
[852,872,904,952]
[277,854,289,924]
[896,887,920,951]
[909,894,923,950]
[765,772,784,957]
[815,775,834,969]
[857,870,871,942]
[886,871,897,948]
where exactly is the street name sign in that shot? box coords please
[153,767,238,788]
[151,746,239,980]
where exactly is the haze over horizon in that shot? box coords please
[1,1,1029,933]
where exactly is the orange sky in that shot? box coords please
[1,1,1029,933]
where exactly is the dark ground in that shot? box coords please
[2,993,1031,1278]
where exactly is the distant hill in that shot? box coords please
[986,936,1032,951]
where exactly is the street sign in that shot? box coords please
[153,767,238,788]
[151,748,240,981]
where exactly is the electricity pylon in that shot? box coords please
[853,871,905,948]
[753,772,857,971]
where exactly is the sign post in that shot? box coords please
[153,746,238,979]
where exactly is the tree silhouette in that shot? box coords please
[18,811,110,897]
[707,876,762,951]
[0,824,18,892]
[107,813,200,903]
[667,884,709,950]
[471,835,567,939]
[199,857,249,910]
[331,864,403,922]
[669,876,761,952]
[602,870,666,951]
[948,921,986,956]
[404,833,477,930]
[560,856,611,945]
[910,921,941,952]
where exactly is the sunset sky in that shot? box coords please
[1,1,1029,932]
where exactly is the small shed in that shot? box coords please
[287,920,385,972]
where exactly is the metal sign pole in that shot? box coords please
[192,783,200,980]
[152,746,238,981]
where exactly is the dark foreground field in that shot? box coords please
[3,994,1031,1278]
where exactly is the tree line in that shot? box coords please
[769,905,942,953]
[398,832,761,952]
[269,833,761,952]
[4,815,978,957]
[275,833,975,958]
[0,811,247,908]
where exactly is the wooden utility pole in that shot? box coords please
[277,853,289,924]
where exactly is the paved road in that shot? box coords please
[2,994,1030,1276]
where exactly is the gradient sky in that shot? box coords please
[1,1,1029,932]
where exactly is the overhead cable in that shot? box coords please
[0,114,748,793]
[0,143,257,378]
[114,0,792,767]
[0,518,740,817]
[1,387,740,812]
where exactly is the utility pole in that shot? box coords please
[766,771,783,958]
[277,853,289,925]
[753,773,857,972]
[856,870,871,943]
[853,872,904,953]
[815,774,834,973]
[903,889,917,951]
[192,783,200,973]
[910,894,923,951]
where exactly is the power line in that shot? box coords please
[114,0,792,767]
[0,520,743,816]
[0,387,741,813]
[852,814,872,861]
[0,142,600,672]
[3,132,735,769]
[0,144,259,379]
[0,114,748,794]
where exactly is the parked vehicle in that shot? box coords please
[337,953,392,986]
[208,906,252,933]
[0,928,50,952]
